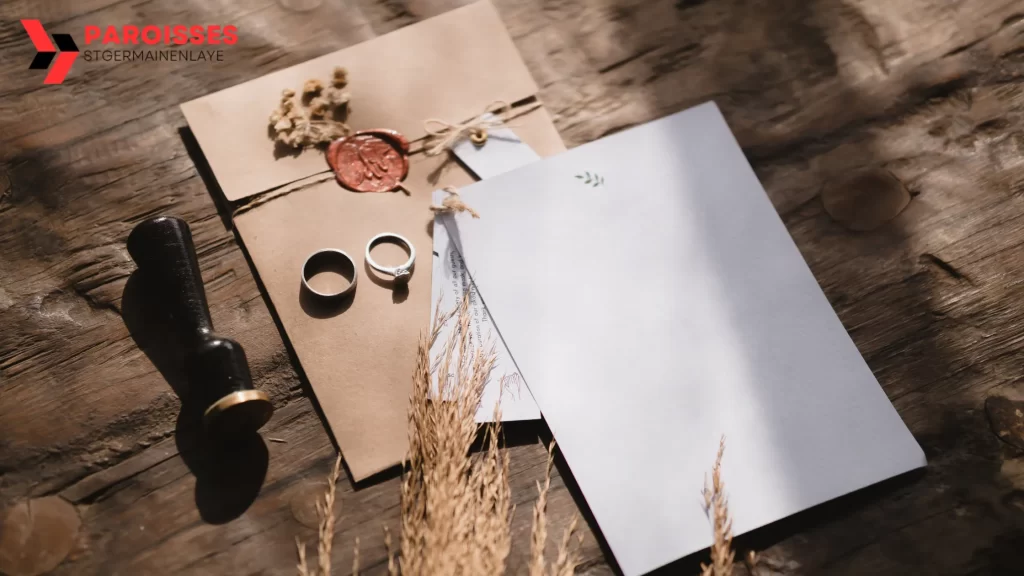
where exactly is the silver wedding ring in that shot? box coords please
[366,233,415,284]
[302,249,358,300]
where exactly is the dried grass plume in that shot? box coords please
[294,296,583,575]
[399,295,581,575]
[400,295,510,574]
[701,437,759,576]
[701,437,734,576]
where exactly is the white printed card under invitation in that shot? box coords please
[430,120,541,422]
[442,102,926,575]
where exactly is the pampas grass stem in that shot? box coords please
[701,437,735,576]
[296,455,348,576]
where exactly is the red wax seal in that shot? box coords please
[327,129,410,193]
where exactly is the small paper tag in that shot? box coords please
[450,115,541,179]
[430,117,541,422]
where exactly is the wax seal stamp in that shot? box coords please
[327,129,410,192]
[127,216,274,439]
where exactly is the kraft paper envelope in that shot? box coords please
[443,102,926,575]
[180,0,565,481]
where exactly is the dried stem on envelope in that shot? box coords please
[271,67,352,149]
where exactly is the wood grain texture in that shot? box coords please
[1,0,1024,574]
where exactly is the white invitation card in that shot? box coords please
[440,102,926,576]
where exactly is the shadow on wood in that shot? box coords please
[179,127,234,232]
[122,267,268,524]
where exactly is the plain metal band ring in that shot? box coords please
[301,249,358,300]
[365,232,415,284]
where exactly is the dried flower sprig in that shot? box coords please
[271,67,352,149]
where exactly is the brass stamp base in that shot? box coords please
[203,390,274,438]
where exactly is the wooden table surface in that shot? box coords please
[3,0,1024,574]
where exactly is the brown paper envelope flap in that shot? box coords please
[231,108,563,481]
[181,0,539,203]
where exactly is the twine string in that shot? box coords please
[236,101,545,221]
[422,101,513,156]
[232,173,337,219]
[429,186,479,219]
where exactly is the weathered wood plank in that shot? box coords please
[2,0,1024,574]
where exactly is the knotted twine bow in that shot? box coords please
[424,100,548,217]
[422,101,513,156]
[429,187,480,218]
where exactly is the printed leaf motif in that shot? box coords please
[574,171,605,187]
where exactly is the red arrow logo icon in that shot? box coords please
[22,19,79,85]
